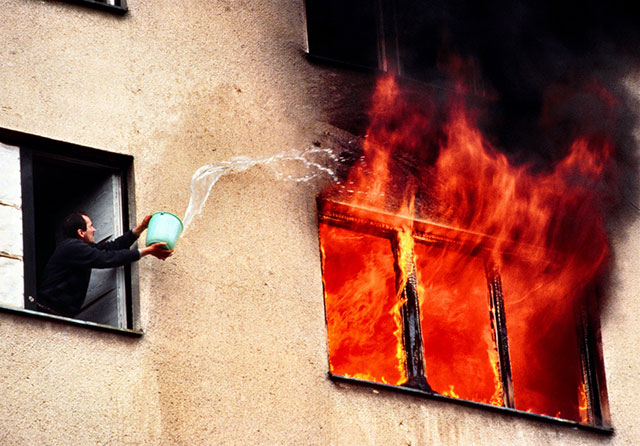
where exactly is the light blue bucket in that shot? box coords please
[145,212,183,250]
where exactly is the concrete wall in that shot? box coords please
[0,0,639,444]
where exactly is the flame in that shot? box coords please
[442,385,460,399]
[487,347,504,407]
[395,226,416,298]
[320,223,408,385]
[578,381,589,422]
[319,74,616,422]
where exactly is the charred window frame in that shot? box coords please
[0,128,141,336]
[317,197,612,433]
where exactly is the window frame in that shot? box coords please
[0,127,142,336]
[61,0,128,15]
[317,196,612,434]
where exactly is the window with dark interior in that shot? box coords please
[0,130,137,331]
[304,0,450,81]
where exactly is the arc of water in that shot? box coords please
[181,147,341,234]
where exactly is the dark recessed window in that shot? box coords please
[0,130,138,333]
[305,0,380,70]
[304,0,449,81]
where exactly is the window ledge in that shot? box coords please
[0,305,143,337]
[329,374,614,434]
[61,0,128,15]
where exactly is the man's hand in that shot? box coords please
[141,242,173,260]
[133,214,153,237]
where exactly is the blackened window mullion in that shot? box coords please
[576,300,605,426]
[391,230,430,391]
[486,263,515,408]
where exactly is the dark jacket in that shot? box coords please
[37,230,141,317]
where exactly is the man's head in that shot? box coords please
[62,212,96,243]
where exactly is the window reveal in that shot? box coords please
[318,197,610,429]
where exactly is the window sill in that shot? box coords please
[0,305,143,337]
[329,374,614,434]
[61,0,128,15]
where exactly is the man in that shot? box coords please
[36,212,172,318]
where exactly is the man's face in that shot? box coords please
[78,215,96,243]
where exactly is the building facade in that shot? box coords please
[1,1,639,444]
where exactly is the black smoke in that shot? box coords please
[309,0,640,226]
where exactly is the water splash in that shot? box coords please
[181,146,341,234]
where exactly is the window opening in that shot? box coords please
[30,152,128,327]
[305,0,380,70]
[304,0,455,84]
[0,130,136,332]
[317,197,611,431]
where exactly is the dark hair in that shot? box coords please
[62,212,87,239]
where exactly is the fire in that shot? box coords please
[395,227,416,299]
[487,346,504,407]
[319,74,616,423]
[320,223,408,385]
[578,382,589,423]
[442,385,460,399]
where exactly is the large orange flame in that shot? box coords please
[319,75,615,422]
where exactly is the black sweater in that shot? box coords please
[37,230,141,317]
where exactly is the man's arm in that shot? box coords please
[63,239,141,269]
[140,243,173,260]
[96,214,151,251]
[95,214,173,261]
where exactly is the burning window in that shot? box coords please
[317,77,613,430]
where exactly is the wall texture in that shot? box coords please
[0,1,639,445]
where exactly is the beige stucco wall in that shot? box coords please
[0,1,639,445]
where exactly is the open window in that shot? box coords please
[0,129,137,332]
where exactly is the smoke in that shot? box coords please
[394,0,640,202]
[312,1,640,239]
